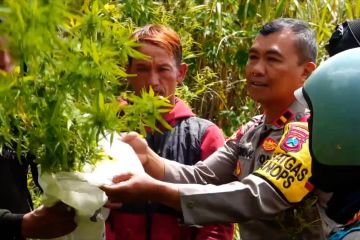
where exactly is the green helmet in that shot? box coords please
[301,47,360,190]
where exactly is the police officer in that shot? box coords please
[101,18,320,240]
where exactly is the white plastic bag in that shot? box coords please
[38,133,144,240]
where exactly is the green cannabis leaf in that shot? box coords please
[0,0,171,173]
[120,87,173,136]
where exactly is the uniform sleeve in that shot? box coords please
[164,136,241,185]
[254,122,314,203]
[0,209,24,238]
[196,125,234,239]
[171,122,314,225]
[179,175,291,224]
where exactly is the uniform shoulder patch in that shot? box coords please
[255,122,313,203]
[281,123,308,152]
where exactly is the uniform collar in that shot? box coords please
[266,101,309,130]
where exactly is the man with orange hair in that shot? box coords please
[106,24,234,240]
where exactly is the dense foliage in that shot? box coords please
[0,0,172,173]
[103,0,359,136]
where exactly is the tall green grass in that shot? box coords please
[107,0,359,135]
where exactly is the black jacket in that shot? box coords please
[0,149,38,240]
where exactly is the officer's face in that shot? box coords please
[245,29,314,109]
[127,43,187,104]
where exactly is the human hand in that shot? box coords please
[101,172,182,211]
[100,172,158,205]
[21,201,77,239]
[121,132,150,166]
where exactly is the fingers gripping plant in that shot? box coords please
[0,0,172,173]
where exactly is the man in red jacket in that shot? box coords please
[106,24,234,240]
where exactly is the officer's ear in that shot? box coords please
[302,62,316,82]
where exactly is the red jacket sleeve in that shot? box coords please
[200,125,225,160]
[198,124,234,240]
[195,224,234,240]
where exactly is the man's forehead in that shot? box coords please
[130,57,175,69]
[253,29,295,44]
[250,29,297,53]
[132,57,171,64]
[131,57,153,64]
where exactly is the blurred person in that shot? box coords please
[311,18,360,240]
[325,19,360,56]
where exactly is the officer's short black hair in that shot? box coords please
[325,19,360,57]
[260,18,317,64]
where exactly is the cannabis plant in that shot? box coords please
[0,0,171,173]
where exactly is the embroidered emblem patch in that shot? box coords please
[262,138,277,152]
[281,125,308,152]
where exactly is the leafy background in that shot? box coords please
[76,0,359,137]
[0,0,172,173]
[0,0,358,239]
